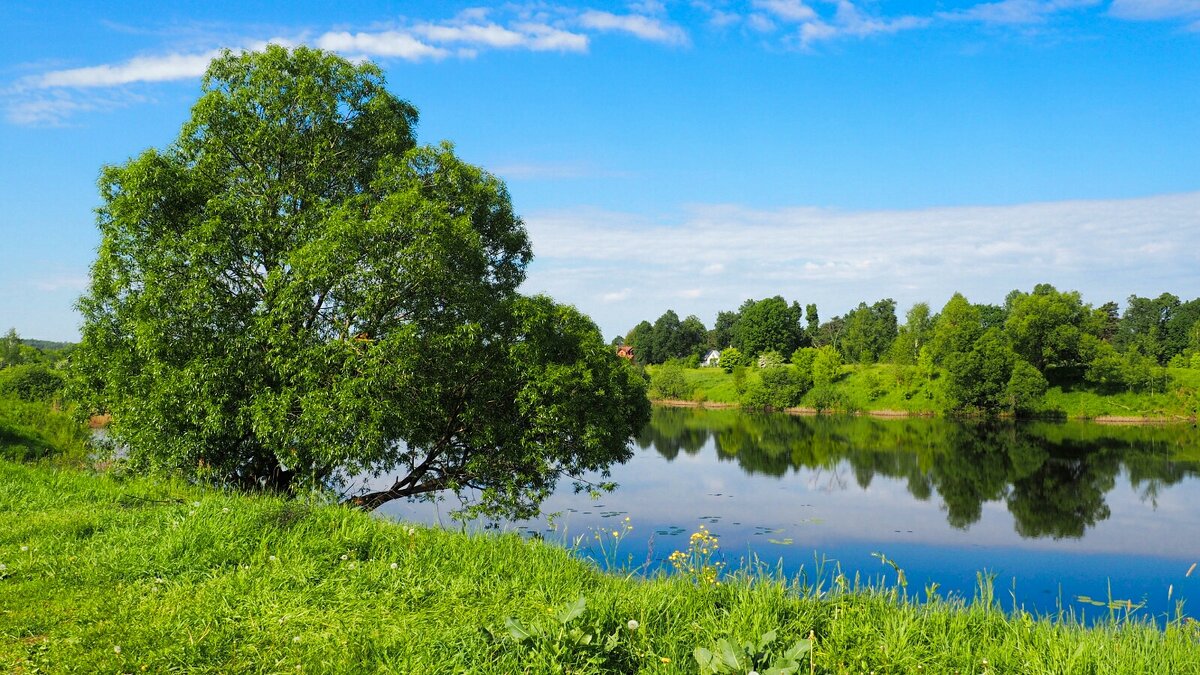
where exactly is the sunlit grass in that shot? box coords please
[2,460,1198,673]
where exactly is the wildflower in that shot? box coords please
[340,554,349,561]
[0,563,6,572]
[114,645,122,654]
[222,507,230,513]
[626,619,639,631]
[293,636,301,643]
[612,530,620,537]
[348,562,357,569]
[407,527,416,536]
[192,501,200,507]
[20,546,28,552]
[390,562,398,569]
[659,657,671,664]
[269,555,277,562]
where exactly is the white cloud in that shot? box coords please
[1109,0,1200,20]
[579,10,690,45]
[32,50,222,88]
[942,0,1100,25]
[678,288,704,298]
[522,192,1200,337]
[754,0,817,22]
[315,31,449,60]
[602,288,633,302]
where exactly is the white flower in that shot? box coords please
[192,501,201,507]
[113,645,122,654]
[626,619,639,631]
[407,527,416,536]
[340,554,348,560]
[269,555,277,562]
[20,546,28,552]
[0,563,7,572]
[222,507,230,513]
[390,562,398,569]
[293,636,301,643]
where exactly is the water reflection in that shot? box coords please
[381,407,1200,620]
[638,408,1200,540]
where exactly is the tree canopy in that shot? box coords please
[73,46,649,518]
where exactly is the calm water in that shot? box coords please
[378,407,1200,621]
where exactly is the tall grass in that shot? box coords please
[0,396,89,463]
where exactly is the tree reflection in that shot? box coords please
[642,407,1200,539]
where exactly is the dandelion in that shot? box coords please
[390,562,398,569]
[612,530,620,537]
[659,657,671,664]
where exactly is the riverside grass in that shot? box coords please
[656,363,1200,420]
[3,462,1200,673]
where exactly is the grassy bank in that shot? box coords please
[653,364,1200,421]
[2,457,1198,673]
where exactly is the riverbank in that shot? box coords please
[1,465,1198,671]
[650,363,1200,423]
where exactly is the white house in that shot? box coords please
[702,349,722,367]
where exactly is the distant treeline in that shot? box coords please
[620,285,1200,413]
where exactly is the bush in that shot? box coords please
[719,347,750,373]
[741,367,808,410]
[649,364,694,400]
[0,363,66,402]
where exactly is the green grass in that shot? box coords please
[654,365,1200,421]
[0,397,90,463]
[2,459,1199,673]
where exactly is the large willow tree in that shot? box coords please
[74,46,649,517]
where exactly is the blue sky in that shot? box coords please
[2,0,1198,342]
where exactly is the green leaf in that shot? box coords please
[784,639,813,660]
[717,638,743,669]
[554,596,587,624]
[757,629,778,651]
[693,647,717,672]
[504,617,535,642]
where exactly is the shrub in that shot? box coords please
[0,363,66,402]
[719,347,750,373]
[649,364,694,400]
[741,367,808,410]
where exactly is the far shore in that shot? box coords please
[650,398,1197,425]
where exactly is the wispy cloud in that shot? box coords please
[30,49,224,88]
[579,10,690,45]
[1109,0,1200,25]
[941,0,1101,26]
[522,192,1200,336]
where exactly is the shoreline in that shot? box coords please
[650,398,1197,425]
